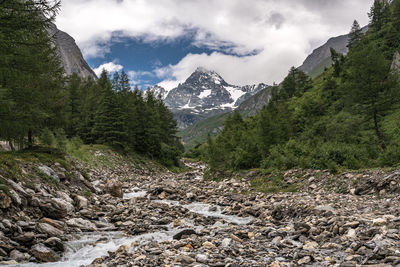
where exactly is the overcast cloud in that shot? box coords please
[56,0,374,88]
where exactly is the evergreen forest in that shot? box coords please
[192,0,400,174]
[0,0,183,167]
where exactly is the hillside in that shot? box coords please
[195,2,400,174]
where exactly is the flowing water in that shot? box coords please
[7,187,252,267]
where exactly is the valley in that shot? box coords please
[0,148,399,266]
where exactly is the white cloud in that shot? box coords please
[57,0,375,86]
[93,62,123,77]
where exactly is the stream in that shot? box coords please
[8,188,253,267]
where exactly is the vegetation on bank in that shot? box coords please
[0,0,183,167]
[189,0,400,175]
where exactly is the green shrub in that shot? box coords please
[54,129,67,152]
[39,128,55,147]
[159,143,182,167]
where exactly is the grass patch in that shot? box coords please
[0,146,68,181]
[250,173,298,193]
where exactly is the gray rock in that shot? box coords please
[56,192,74,204]
[37,223,64,237]
[221,238,232,248]
[44,237,64,252]
[195,254,208,263]
[0,192,11,209]
[391,50,400,73]
[47,23,97,79]
[31,243,60,262]
[51,198,74,214]
[38,166,59,183]
[105,179,123,198]
[9,190,21,206]
[66,218,96,231]
[74,195,88,210]
[9,249,30,262]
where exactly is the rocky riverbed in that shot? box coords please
[0,153,400,266]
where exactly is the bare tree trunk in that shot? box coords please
[28,129,33,149]
[8,141,15,151]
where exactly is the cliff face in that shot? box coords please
[47,23,97,79]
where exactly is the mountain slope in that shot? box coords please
[299,26,368,77]
[48,23,97,79]
[237,87,274,116]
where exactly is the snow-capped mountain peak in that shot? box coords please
[154,68,269,128]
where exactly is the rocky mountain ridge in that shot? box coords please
[48,23,97,79]
[299,26,368,77]
[148,68,268,128]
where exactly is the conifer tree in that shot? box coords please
[347,20,363,48]
[119,71,131,94]
[344,42,397,149]
[369,0,390,32]
[93,70,126,148]
[111,72,121,92]
[0,0,66,148]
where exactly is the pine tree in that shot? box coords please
[344,42,397,149]
[111,72,121,93]
[93,70,127,148]
[119,71,131,94]
[0,0,66,148]
[66,74,82,136]
[369,0,391,32]
[347,20,363,48]
[385,0,400,48]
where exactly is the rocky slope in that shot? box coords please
[0,148,399,266]
[148,68,268,128]
[299,26,368,77]
[237,86,274,116]
[47,23,97,79]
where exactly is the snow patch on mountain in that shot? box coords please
[199,89,212,99]
[224,86,246,105]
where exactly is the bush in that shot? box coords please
[159,143,182,167]
[54,129,67,152]
[39,128,55,147]
[70,136,83,151]
[261,139,372,171]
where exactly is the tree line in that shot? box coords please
[194,0,400,173]
[0,0,182,166]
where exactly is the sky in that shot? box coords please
[56,0,374,90]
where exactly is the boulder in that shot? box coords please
[44,237,64,252]
[39,218,64,230]
[105,179,123,198]
[9,249,30,262]
[9,190,21,206]
[37,223,64,237]
[31,243,60,262]
[39,198,73,219]
[13,232,35,243]
[74,195,88,210]
[56,191,74,204]
[52,198,74,214]
[0,192,11,209]
[38,166,60,183]
[66,218,96,231]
